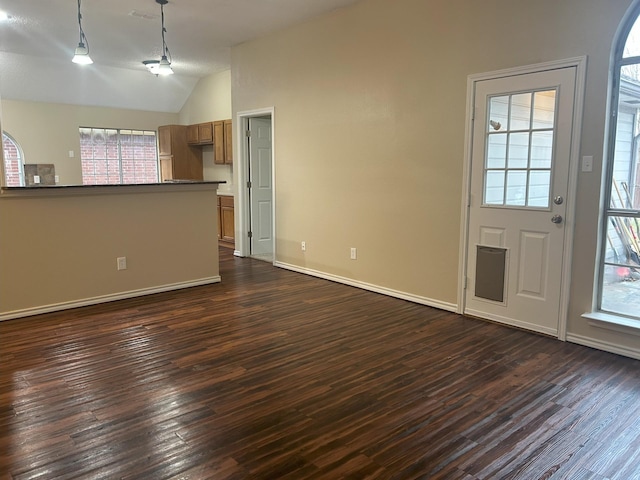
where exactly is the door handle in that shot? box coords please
[551,214,563,224]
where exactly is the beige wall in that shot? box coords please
[0,187,220,319]
[179,70,232,125]
[1,100,179,185]
[179,70,233,192]
[231,0,639,355]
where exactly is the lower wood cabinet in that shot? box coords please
[217,195,235,247]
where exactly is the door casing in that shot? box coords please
[458,57,587,341]
[235,107,276,260]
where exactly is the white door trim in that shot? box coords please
[458,56,587,341]
[235,107,276,260]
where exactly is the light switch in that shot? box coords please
[33,175,40,184]
[68,150,75,158]
[582,155,593,172]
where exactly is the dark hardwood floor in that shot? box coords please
[2,248,640,479]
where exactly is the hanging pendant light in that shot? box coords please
[72,0,93,65]
[155,0,173,75]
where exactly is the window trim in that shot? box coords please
[79,127,160,185]
[2,131,25,187]
[596,2,640,322]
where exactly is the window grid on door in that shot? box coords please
[483,90,557,209]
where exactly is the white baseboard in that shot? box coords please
[0,276,222,322]
[566,332,640,360]
[273,261,457,312]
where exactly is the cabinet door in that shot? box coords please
[186,124,199,144]
[198,123,214,144]
[159,155,174,181]
[158,126,172,155]
[216,196,222,240]
[220,195,235,243]
[224,119,233,164]
[214,121,225,164]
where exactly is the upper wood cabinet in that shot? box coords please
[187,122,214,145]
[157,125,203,181]
[214,119,233,165]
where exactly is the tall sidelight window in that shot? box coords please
[600,8,640,320]
[80,128,159,185]
[2,132,25,187]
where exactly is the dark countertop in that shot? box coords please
[1,180,226,191]
[1,181,227,197]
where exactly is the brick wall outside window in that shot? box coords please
[80,128,159,185]
[2,133,24,187]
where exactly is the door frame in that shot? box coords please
[458,57,587,341]
[235,107,276,260]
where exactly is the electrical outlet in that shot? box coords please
[117,257,127,270]
[301,241,306,251]
[350,247,357,260]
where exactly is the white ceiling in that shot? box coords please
[0,0,360,112]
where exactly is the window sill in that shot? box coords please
[582,311,640,336]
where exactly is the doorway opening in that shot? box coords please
[236,108,275,262]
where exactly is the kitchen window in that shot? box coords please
[2,132,25,187]
[80,128,159,185]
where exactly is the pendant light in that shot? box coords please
[155,0,173,75]
[72,0,93,65]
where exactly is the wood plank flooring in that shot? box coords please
[2,248,640,479]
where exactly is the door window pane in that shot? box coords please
[508,132,530,169]
[487,134,507,168]
[484,89,557,208]
[532,91,556,129]
[488,96,509,132]
[485,171,505,205]
[530,131,554,169]
[510,93,532,130]
[528,171,551,208]
[506,171,527,206]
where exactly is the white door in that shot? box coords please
[249,117,273,257]
[465,67,577,336]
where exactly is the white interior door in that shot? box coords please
[249,117,273,257]
[464,67,577,336]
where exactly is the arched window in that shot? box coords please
[600,6,640,320]
[2,131,25,187]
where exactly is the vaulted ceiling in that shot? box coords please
[0,0,360,112]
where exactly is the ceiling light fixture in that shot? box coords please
[71,0,93,65]
[154,0,173,75]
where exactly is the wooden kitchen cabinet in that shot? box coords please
[158,125,203,181]
[214,119,233,165]
[186,122,213,145]
[217,195,235,247]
